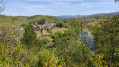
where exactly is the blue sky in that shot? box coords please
[2,0,119,16]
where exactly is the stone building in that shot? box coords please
[33,21,54,31]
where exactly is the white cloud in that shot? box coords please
[26,0,84,2]
[53,2,69,5]
[21,1,115,13]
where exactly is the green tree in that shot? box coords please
[21,24,38,49]
[37,19,46,25]
[88,16,119,66]
[56,22,63,27]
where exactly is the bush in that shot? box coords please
[21,24,39,49]
[37,49,58,67]
[56,22,63,27]
[37,19,46,25]
[0,43,31,67]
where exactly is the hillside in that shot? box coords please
[0,14,119,67]
[0,0,119,66]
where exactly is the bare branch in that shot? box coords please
[115,0,119,2]
[0,0,5,14]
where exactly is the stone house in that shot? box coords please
[33,21,54,31]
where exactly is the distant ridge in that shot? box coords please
[56,12,119,19]
[92,12,119,16]
[56,15,89,19]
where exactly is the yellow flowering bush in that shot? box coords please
[90,51,104,67]
[38,49,58,67]
[0,43,31,67]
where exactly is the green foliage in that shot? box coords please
[1,14,119,67]
[56,22,63,27]
[51,19,92,67]
[54,31,63,37]
[28,15,58,25]
[39,19,46,24]
[21,24,38,48]
[21,24,51,50]
[34,19,46,25]
[88,16,119,66]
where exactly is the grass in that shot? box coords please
[45,36,53,41]
[42,30,50,35]
[35,31,42,38]
[51,27,67,33]
[35,30,53,42]
[44,36,54,48]
[35,27,67,48]
[35,27,67,39]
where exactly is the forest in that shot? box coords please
[0,0,119,67]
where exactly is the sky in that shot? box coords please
[2,0,119,16]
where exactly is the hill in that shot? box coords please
[56,12,119,19]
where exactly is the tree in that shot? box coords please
[56,22,63,27]
[88,16,119,66]
[0,0,5,13]
[37,19,46,25]
[21,24,38,49]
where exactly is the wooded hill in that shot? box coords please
[0,14,119,67]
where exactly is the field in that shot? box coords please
[51,27,67,33]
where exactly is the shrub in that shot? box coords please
[37,49,58,67]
